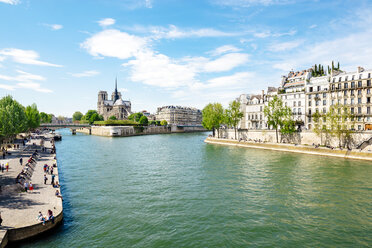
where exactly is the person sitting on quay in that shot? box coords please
[55,190,63,200]
[37,211,46,225]
[53,181,60,188]
[47,209,55,224]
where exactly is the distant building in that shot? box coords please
[97,79,132,120]
[155,106,202,126]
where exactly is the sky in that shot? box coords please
[1,0,372,117]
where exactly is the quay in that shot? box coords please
[205,137,372,161]
[0,135,63,247]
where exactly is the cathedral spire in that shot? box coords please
[114,77,119,102]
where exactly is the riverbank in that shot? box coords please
[76,125,206,137]
[0,135,63,248]
[205,137,372,161]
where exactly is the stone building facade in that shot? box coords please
[97,80,132,120]
[155,106,202,126]
[238,66,372,131]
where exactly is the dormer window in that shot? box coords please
[352,75,355,80]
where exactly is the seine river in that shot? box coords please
[17,130,372,247]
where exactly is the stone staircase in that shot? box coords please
[356,136,372,151]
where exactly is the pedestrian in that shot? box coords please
[1,163,4,173]
[44,174,48,184]
[29,181,34,192]
[0,212,2,226]
[46,166,49,174]
[5,162,9,172]
[47,209,54,224]
[24,181,28,192]
[50,167,54,175]
[20,157,23,166]
[51,174,55,185]
[43,164,47,172]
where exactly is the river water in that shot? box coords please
[16,130,372,247]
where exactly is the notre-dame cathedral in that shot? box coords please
[97,79,132,120]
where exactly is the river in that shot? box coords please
[15,130,372,247]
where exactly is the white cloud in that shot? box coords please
[268,40,303,52]
[70,70,100,78]
[124,51,196,88]
[0,70,52,93]
[81,29,147,59]
[98,18,115,27]
[203,53,250,72]
[209,45,242,56]
[43,24,63,30]
[200,72,254,90]
[0,48,62,67]
[0,0,19,4]
[119,88,129,92]
[213,0,293,7]
[254,29,296,38]
[309,24,317,29]
[145,0,152,8]
[150,25,239,39]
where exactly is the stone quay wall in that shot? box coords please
[205,137,372,161]
[77,125,206,137]
[217,129,372,149]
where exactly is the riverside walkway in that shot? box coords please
[0,136,62,247]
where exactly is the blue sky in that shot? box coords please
[1,0,372,116]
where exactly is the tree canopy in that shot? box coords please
[202,103,224,138]
[40,112,53,123]
[109,115,117,120]
[139,115,149,125]
[128,112,143,122]
[83,110,104,124]
[160,120,168,126]
[72,111,83,122]
[225,100,244,140]
[25,103,41,130]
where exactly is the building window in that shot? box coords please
[309,109,312,115]
[369,73,371,78]
[317,86,321,91]
[323,108,326,113]
[358,107,361,114]
[316,101,320,106]
[333,78,335,83]
[358,125,362,130]
[260,106,263,111]
[339,77,342,82]
[368,89,371,94]
[332,84,335,90]
[367,107,370,114]
[338,83,341,89]
[351,89,354,96]
[323,100,326,105]
[309,87,313,92]
[308,95,312,99]
[351,82,355,88]
[358,81,362,87]
[344,99,347,105]
[308,101,312,107]
[332,99,334,105]
[345,76,348,81]
[351,98,355,104]
[323,93,326,98]
[352,75,355,80]
[367,97,371,103]
[358,89,362,95]
[298,101,301,106]
[344,83,348,89]
[344,90,347,96]
[351,107,354,114]
[359,74,362,79]
[368,80,371,86]
[293,108,296,114]
[293,101,296,107]
[358,98,362,104]
[298,108,302,115]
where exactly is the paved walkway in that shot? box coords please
[0,135,62,245]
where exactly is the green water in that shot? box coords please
[15,131,372,247]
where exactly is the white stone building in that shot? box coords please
[155,106,202,126]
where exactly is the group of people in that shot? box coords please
[0,161,9,172]
[37,209,55,225]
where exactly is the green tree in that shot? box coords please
[263,96,293,143]
[139,116,149,125]
[160,120,168,126]
[128,112,143,122]
[40,112,52,123]
[225,100,244,140]
[202,103,224,138]
[72,111,83,122]
[0,96,28,140]
[83,110,103,124]
[25,103,40,130]
[109,115,117,120]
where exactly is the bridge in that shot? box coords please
[39,123,91,134]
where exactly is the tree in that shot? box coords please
[337,61,340,70]
[25,103,40,130]
[109,115,117,120]
[139,116,149,125]
[72,111,83,122]
[128,112,143,122]
[0,96,28,140]
[40,112,52,123]
[160,120,168,126]
[202,103,224,138]
[332,60,335,70]
[225,100,244,140]
[263,96,293,143]
[83,110,103,124]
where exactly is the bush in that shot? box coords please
[160,120,168,126]
[93,120,138,126]
[139,116,148,125]
[109,115,117,120]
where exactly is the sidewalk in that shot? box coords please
[0,136,62,245]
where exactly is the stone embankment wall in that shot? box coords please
[218,129,372,149]
[205,137,372,161]
[77,125,206,137]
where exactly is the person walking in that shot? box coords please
[5,162,9,172]
[44,174,48,184]
[20,157,23,166]
[0,212,3,226]
[24,182,28,192]
[29,181,34,192]
[1,163,4,173]
[51,174,55,185]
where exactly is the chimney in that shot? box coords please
[262,90,264,96]
[357,66,364,73]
